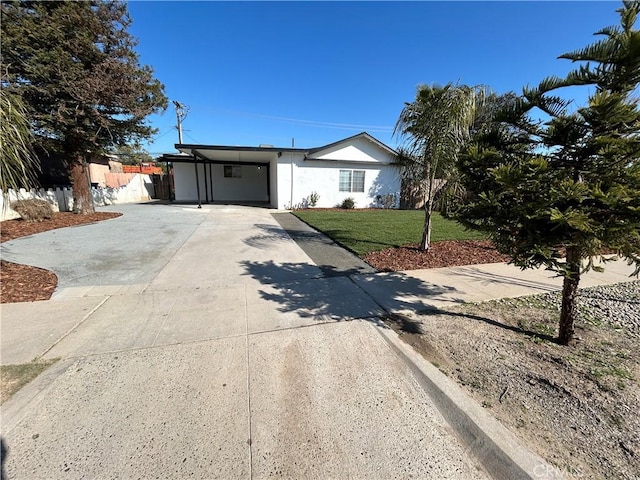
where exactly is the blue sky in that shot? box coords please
[126,1,621,155]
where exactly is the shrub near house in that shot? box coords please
[10,199,53,222]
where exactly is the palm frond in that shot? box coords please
[0,89,40,193]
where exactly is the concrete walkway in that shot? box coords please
[353,257,637,316]
[1,204,634,479]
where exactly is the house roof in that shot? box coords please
[307,132,397,157]
[173,144,306,154]
[158,132,397,164]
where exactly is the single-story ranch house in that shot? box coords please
[159,132,400,209]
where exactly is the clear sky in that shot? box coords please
[126,1,622,155]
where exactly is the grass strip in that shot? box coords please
[294,209,485,256]
[1,359,58,404]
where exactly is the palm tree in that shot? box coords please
[394,83,485,250]
[0,89,39,196]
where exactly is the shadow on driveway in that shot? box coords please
[240,259,459,320]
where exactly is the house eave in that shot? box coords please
[303,156,397,166]
[307,131,397,156]
[176,143,308,154]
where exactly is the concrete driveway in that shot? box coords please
[2,204,498,479]
[0,203,212,290]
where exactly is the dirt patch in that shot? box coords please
[0,211,122,303]
[386,284,640,480]
[363,240,510,271]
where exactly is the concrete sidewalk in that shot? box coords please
[4,204,631,479]
[354,257,637,316]
[3,251,633,365]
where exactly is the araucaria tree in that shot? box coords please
[1,1,167,213]
[457,1,640,345]
[394,84,485,250]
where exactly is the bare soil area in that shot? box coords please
[0,212,121,303]
[386,284,640,480]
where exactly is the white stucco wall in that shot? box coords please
[310,136,396,164]
[276,156,400,209]
[173,162,203,202]
[276,152,300,210]
[173,162,270,203]
[269,157,280,208]
[211,164,268,202]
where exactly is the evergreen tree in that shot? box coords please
[110,143,154,166]
[1,1,167,213]
[457,1,640,345]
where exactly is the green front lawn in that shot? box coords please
[293,209,485,256]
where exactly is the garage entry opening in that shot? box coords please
[163,153,272,207]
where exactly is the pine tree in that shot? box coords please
[456,1,640,345]
[1,1,167,213]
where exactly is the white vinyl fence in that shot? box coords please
[1,174,154,220]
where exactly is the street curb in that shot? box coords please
[373,319,563,480]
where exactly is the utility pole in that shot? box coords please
[173,100,188,144]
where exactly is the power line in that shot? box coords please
[150,128,174,142]
[183,132,201,144]
[183,104,394,133]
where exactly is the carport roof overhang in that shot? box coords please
[158,144,308,165]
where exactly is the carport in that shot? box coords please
[160,145,288,207]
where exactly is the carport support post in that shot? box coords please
[193,153,202,208]
[208,163,213,201]
[203,160,209,203]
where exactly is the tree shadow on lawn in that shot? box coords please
[311,227,400,252]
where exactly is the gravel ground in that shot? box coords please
[495,280,640,339]
[396,280,640,480]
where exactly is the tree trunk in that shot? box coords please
[420,168,437,251]
[70,156,95,214]
[558,246,581,345]
[420,198,432,251]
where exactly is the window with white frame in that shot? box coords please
[339,169,365,192]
